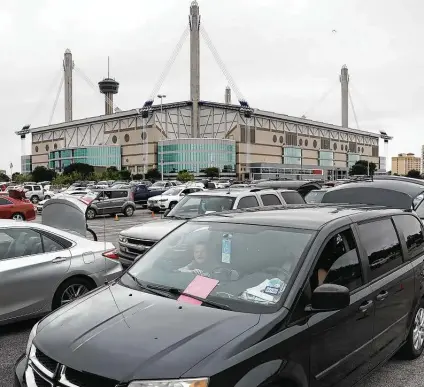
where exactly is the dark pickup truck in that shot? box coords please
[132,184,166,206]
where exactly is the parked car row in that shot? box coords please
[14,175,424,387]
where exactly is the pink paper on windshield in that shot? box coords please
[178,276,219,305]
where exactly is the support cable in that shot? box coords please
[200,25,245,102]
[48,75,64,125]
[302,81,338,118]
[26,67,63,124]
[148,26,189,101]
[348,86,360,129]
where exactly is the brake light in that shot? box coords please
[102,249,119,260]
[130,191,134,201]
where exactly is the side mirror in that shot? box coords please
[306,284,350,312]
[180,193,186,197]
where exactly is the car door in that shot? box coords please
[0,227,71,322]
[109,190,127,213]
[96,191,111,214]
[0,197,13,218]
[308,227,375,387]
[356,217,415,362]
[259,193,283,207]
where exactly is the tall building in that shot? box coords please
[421,145,424,173]
[391,153,421,175]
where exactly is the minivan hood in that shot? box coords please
[35,283,260,382]
[120,218,186,241]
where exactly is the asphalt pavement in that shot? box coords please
[1,209,424,386]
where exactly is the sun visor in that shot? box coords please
[322,187,414,209]
[42,197,88,238]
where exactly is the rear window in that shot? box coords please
[168,195,236,219]
[305,190,326,203]
[280,191,305,204]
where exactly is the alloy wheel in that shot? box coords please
[413,307,424,351]
[60,284,89,305]
[12,214,24,221]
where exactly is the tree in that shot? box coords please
[177,170,194,182]
[406,169,422,179]
[12,172,21,181]
[133,173,144,180]
[349,160,377,176]
[204,167,219,179]
[146,168,161,181]
[32,166,56,182]
[119,169,131,181]
[0,172,9,182]
[63,163,94,178]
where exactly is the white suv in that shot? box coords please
[23,185,45,204]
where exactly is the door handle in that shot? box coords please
[359,300,374,313]
[52,257,67,263]
[376,291,389,301]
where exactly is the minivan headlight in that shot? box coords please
[26,322,39,356]
[128,378,208,387]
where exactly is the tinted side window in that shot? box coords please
[358,219,403,280]
[313,229,363,291]
[111,191,128,199]
[0,198,12,205]
[261,194,282,206]
[42,233,70,252]
[280,191,305,204]
[237,196,260,209]
[393,215,424,260]
[0,228,43,259]
[24,186,31,191]
[34,186,41,191]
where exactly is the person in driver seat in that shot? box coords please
[178,243,219,277]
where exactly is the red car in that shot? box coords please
[0,189,36,221]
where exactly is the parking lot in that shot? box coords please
[2,209,424,387]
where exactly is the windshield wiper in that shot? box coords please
[146,284,232,311]
[126,272,175,300]
[126,274,231,310]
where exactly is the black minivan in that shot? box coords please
[16,205,424,387]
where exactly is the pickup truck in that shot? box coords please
[132,184,166,206]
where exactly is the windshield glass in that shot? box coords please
[163,188,182,196]
[126,221,314,312]
[167,195,236,218]
[305,190,326,204]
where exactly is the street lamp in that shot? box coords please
[157,94,167,181]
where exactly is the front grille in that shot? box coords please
[28,346,119,387]
[35,349,58,374]
[65,367,118,387]
[127,238,156,247]
[33,371,52,387]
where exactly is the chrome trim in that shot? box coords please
[26,365,54,386]
[29,345,55,379]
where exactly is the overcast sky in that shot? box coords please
[0,0,422,173]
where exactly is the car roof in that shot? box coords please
[255,180,322,190]
[192,204,407,230]
[187,188,278,198]
[322,179,424,209]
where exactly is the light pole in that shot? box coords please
[157,94,167,181]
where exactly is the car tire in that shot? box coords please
[124,206,135,217]
[86,208,96,220]
[30,196,39,204]
[44,195,51,200]
[399,299,424,359]
[11,213,25,221]
[52,277,95,310]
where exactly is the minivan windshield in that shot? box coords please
[125,221,314,313]
[167,195,236,219]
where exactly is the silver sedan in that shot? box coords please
[0,219,122,326]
